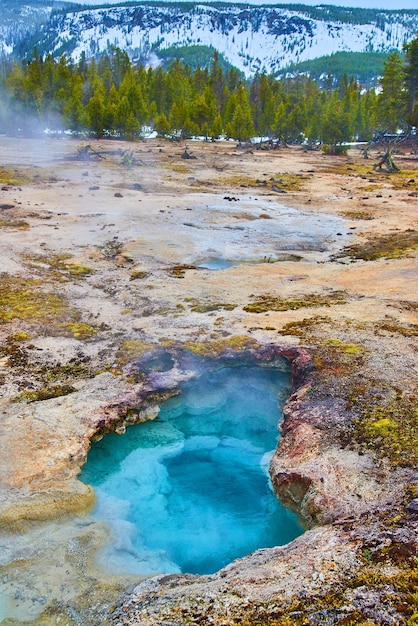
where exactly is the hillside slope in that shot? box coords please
[1,2,418,76]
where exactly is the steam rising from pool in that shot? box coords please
[81,366,302,575]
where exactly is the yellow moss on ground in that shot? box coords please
[344,210,374,220]
[0,166,33,185]
[374,321,418,337]
[168,163,189,173]
[238,563,418,625]
[219,174,259,188]
[319,162,372,177]
[278,315,417,469]
[188,299,237,313]
[184,335,258,357]
[244,291,346,313]
[220,172,307,192]
[355,395,418,467]
[7,331,31,342]
[336,230,418,261]
[385,170,418,191]
[130,270,148,280]
[64,322,98,339]
[0,276,69,325]
[15,384,76,403]
[322,338,365,354]
[116,339,155,365]
[270,172,308,191]
[278,316,332,337]
[0,275,101,340]
[23,253,95,279]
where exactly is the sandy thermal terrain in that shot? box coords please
[0,137,416,624]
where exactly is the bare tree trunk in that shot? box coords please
[374,150,400,172]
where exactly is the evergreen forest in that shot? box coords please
[0,37,417,146]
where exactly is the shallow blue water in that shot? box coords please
[80,366,302,575]
[197,258,237,270]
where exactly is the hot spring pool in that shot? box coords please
[197,258,237,270]
[80,365,302,575]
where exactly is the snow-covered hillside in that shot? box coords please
[0,2,53,56]
[2,2,418,76]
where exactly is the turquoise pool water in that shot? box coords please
[197,257,237,269]
[80,365,302,575]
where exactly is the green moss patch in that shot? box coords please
[7,331,31,342]
[374,321,418,337]
[312,339,366,378]
[344,210,375,220]
[335,230,418,261]
[130,270,148,280]
[247,565,418,625]
[386,170,418,191]
[66,264,95,277]
[15,384,76,403]
[244,291,346,313]
[354,393,418,467]
[64,322,98,339]
[0,166,32,185]
[278,316,333,337]
[278,315,416,469]
[0,276,69,325]
[189,300,237,313]
[322,337,365,354]
[0,275,102,341]
[116,339,155,366]
[184,335,258,357]
[23,253,95,280]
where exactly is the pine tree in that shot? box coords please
[210,114,223,139]
[62,74,85,131]
[0,46,388,145]
[155,112,170,136]
[377,52,405,132]
[403,36,418,127]
[274,101,287,140]
[225,85,254,141]
[86,89,106,137]
[320,91,350,148]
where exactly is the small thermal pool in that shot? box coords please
[80,365,302,576]
[197,258,237,270]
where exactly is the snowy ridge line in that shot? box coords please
[2,3,418,76]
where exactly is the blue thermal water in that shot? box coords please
[197,258,236,270]
[80,366,302,576]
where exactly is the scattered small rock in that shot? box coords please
[272,185,286,193]
[181,149,196,160]
[406,499,418,514]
